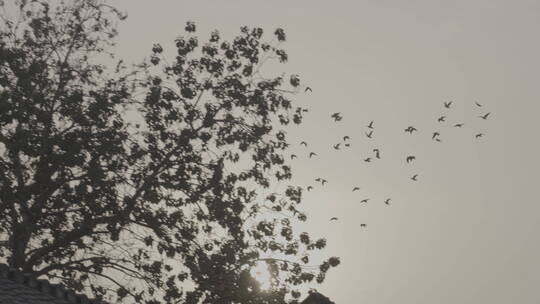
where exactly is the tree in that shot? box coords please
[0,1,339,303]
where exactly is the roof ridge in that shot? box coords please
[0,263,106,304]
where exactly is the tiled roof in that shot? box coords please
[0,264,105,304]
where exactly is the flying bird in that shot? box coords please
[475,101,482,107]
[307,186,313,191]
[360,199,369,204]
[405,126,417,134]
[437,116,446,122]
[384,198,391,205]
[330,217,338,221]
[373,148,380,159]
[411,174,418,181]
[333,143,341,150]
[364,157,372,163]
[406,155,416,163]
[344,143,351,147]
[444,101,453,109]
[290,154,297,160]
[367,120,374,129]
[475,133,484,139]
[315,178,327,185]
[352,187,360,192]
[309,152,317,158]
[479,112,490,120]
[300,141,308,147]
[343,136,350,141]
[360,223,367,228]
[454,123,464,128]
[365,131,373,138]
[305,86,312,93]
[432,132,440,140]
[331,112,343,122]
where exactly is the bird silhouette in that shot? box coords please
[331,112,343,122]
[333,143,341,150]
[364,157,372,163]
[300,141,308,147]
[475,133,484,139]
[475,101,482,107]
[367,121,374,129]
[305,86,312,93]
[454,123,464,128]
[290,154,297,160]
[405,126,418,134]
[360,199,369,204]
[411,174,418,181]
[360,223,367,228]
[373,148,381,159]
[479,112,490,120]
[444,101,453,109]
[290,75,300,87]
[432,132,440,140]
[309,152,317,158]
[330,217,338,221]
[307,186,313,191]
[384,198,391,205]
[343,136,350,141]
[406,155,416,163]
[352,187,360,192]
[437,116,446,122]
[321,179,328,186]
[365,130,373,138]
[344,143,351,147]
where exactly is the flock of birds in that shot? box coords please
[290,99,492,228]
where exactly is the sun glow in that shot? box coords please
[250,261,272,290]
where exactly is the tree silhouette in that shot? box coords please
[0,1,338,303]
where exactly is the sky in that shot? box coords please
[111,1,540,303]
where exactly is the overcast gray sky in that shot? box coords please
[112,1,540,303]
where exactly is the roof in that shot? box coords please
[0,263,104,304]
[301,292,336,304]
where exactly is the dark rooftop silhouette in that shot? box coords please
[0,264,105,304]
[301,292,336,304]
